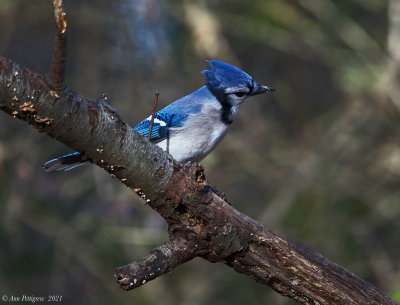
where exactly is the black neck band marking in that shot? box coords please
[206,85,234,125]
[215,93,234,125]
[220,102,234,125]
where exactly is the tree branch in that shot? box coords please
[47,0,67,91]
[116,238,198,290]
[0,2,398,305]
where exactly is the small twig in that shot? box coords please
[47,0,67,91]
[148,92,159,141]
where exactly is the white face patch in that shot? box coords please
[224,86,250,94]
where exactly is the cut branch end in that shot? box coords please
[53,0,67,34]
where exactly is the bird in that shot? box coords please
[42,60,275,172]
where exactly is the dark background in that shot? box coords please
[1,0,399,304]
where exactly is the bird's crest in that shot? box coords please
[202,60,253,98]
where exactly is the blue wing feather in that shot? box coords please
[134,111,175,143]
[133,93,205,143]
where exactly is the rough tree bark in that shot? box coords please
[0,2,397,305]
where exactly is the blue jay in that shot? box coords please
[43,60,274,171]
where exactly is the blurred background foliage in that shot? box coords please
[0,0,399,304]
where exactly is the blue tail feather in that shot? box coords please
[42,152,88,172]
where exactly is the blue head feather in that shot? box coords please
[202,60,254,100]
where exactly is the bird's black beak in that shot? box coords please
[251,82,276,96]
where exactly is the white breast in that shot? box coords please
[156,101,230,163]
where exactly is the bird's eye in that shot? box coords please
[234,92,246,97]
